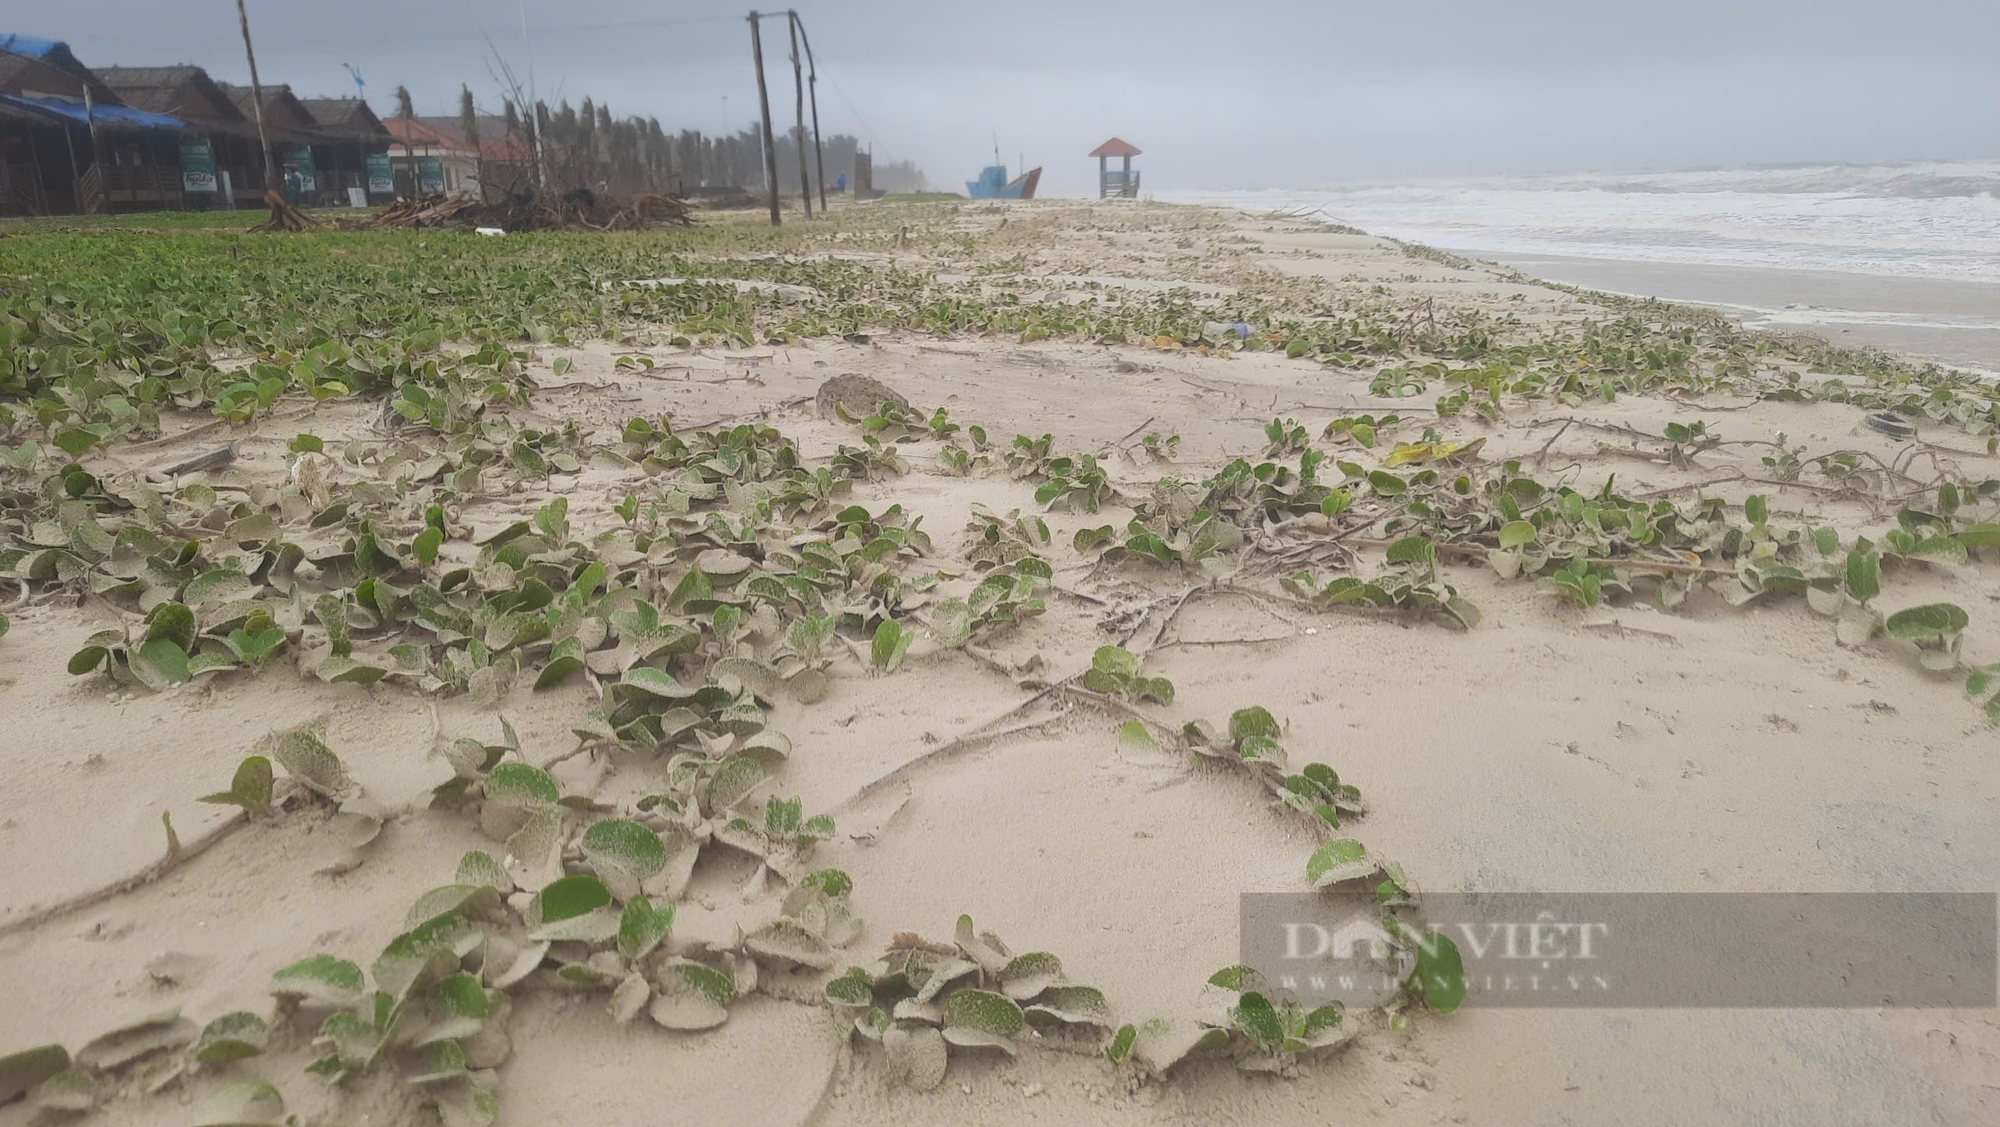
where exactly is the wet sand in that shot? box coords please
[1464,251,2000,376]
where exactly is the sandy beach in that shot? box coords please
[2,198,1996,1127]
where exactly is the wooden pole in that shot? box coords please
[787,13,810,217]
[748,11,780,226]
[27,134,48,214]
[793,12,826,212]
[234,0,276,188]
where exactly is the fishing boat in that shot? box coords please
[965,163,1042,200]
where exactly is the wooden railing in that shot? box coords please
[4,162,45,215]
[76,164,105,214]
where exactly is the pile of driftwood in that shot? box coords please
[341,191,695,233]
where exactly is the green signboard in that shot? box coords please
[285,145,317,193]
[365,151,394,194]
[178,138,217,192]
[418,156,445,194]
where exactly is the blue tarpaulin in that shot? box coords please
[0,33,64,58]
[0,93,183,130]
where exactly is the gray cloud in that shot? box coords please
[48,1,2000,195]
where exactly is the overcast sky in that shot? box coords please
[51,1,2000,196]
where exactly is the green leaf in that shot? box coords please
[871,619,908,670]
[414,526,444,565]
[1744,494,1767,524]
[144,602,196,651]
[68,645,109,675]
[1116,718,1158,757]
[618,896,675,960]
[1883,603,1968,641]
[1106,1024,1136,1063]
[1228,706,1281,743]
[0,1044,70,1105]
[1498,520,1535,549]
[1956,523,2000,548]
[538,875,612,922]
[53,428,101,456]
[135,638,190,685]
[1843,549,1880,601]
[1230,991,1283,1049]
[1091,645,1140,677]
[1409,926,1467,1014]
[198,755,273,811]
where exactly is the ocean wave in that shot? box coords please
[1161,160,2000,282]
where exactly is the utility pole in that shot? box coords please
[233,0,275,190]
[748,11,780,226]
[792,11,826,212]
[787,12,811,217]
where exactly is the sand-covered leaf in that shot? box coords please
[35,1068,96,1111]
[191,1011,269,1063]
[649,963,732,1030]
[997,951,1063,999]
[825,967,874,1007]
[582,818,667,898]
[374,912,483,1002]
[455,851,513,893]
[942,989,1024,1036]
[703,756,766,810]
[1307,839,1382,888]
[427,1072,501,1127]
[272,729,353,799]
[483,762,559,811]
[620,666,696,699]
[192,1078,284,1126]
[1025,985,1112,1026]
[403,885,503,929]
[910,958,979,1005]
[954,914,1011,973]
[270,955,364,1008]
[883,1024,948,1090]
[744,918,837,969]
[608,973,651,1024]
[1129,1017,1230,1073]
[942,1026,1018,1055]
[75,1010,196,1072]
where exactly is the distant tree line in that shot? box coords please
[474,90,924,199]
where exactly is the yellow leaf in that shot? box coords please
[1151,335,1181,350]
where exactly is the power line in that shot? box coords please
[819,71,887,162]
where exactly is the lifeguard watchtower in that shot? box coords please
[1090,137,1141,198]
